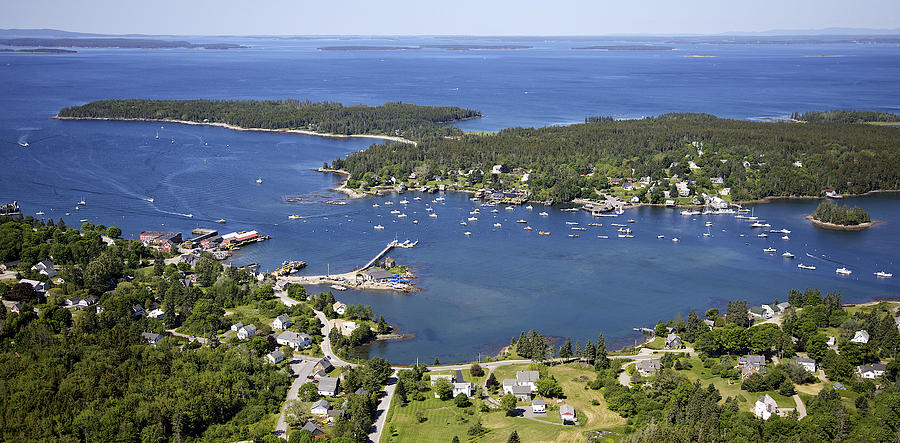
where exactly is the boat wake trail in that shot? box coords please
[805,252,852,268]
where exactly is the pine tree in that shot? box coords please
[508,430,520,443]
[396,379,407,403]
[594,334,609,369]
[559,337,573,358]
[584,340,595,363]
[575,339,582,357]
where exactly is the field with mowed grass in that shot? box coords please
[382,362,627,442]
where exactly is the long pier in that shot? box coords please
[359,239,418,271]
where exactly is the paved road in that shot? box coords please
[275,357,318,439]
[165,329,208,344]
[368,371,398,443]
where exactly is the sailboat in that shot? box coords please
[77,196,86,206]
[155,130,159,140]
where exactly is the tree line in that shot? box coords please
[793,109,900,124]
[332,113,900,202]
[58,99,481,139]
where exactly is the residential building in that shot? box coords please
[310,399,331,416]
[665,333,683,349]
[300,422,325,437]
[676,181,690,197]
[131,305,146,317]
[141,332,163,345]
[31,259,56,278]
[635,359,662,376]
[719,187,731,196]
[703,319,715,329]
[710,177,724,185]
[314,357,334,373]
[139,231,182,245]
[237,324,257,339]
[453,382,474,398]
[858,363,886,379]
[267,350,284,364]
[507,384,532,401]
[532,399,546,414]
[20,279,49,292]
[318,376,340,397]
[851,330,869,344]
[755,394,778,420]
[776,302,791,312]
[147,308,165,319]
[760,304,776,318]
[0,260,20,271]
[273,314,292,329]
[341,321,358,335]
[276,330,312,349]
[361,268,393,283]
[738,354,766,369]
[332,302,347,315]
[429,374,454,385]
[796,358,817,373]
[230,322,244,332]
[560,404,576,424]
[516,370,540,391]
[827,336,836,347]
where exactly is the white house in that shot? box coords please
[827,336,837,347]
[429,374,454,385]
[318,376,340,397]
[31,259,57,278]
[276,330,312,349]
[237,324,257,339]
[19,279,49,292]
[532,399,546,414]
[676,181,690,197]
[341,321,358,335]
[332,302,347,315]
[273,314,292,329]
[560,404,576,424]
[230,322,244,332]
[147,308,165,320]
[310,399,331,417]
[760,304,776,318]
[516,370,540,391]
[796,358,817,373]
[453,382,474,398]
[710,177,724,185]
[718,187,731,196]
[851,330,869,344]
[754,394,778,420]
[858,363,886,379]
[267,350,284,364]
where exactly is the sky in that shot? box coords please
[3,0,899,36]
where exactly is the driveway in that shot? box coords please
[275,356,319,439]
[368,371,398,443]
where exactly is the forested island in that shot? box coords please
[317,45,532,51]
[573,45,675,51]
[57,99,481,139]
[807,201,873,230]
[0,38,246,50]
[793,110,900,124]
[331,112,900,203]
[0,48,76,53]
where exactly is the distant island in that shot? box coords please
[317,45,532,51]
[0,38,246,50]
[0,48,75,54]
[56,99,481,140]
[573,45,675,51]
[807,201,874,231]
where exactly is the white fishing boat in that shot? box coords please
[798,264,816,270]
[399,199,409,204]
[215,219,227,224]
[565,221,578,225]
[750,222,764,228]
[35,211,45,216]
[836,267,852,275]
[429,213,438,218]
[491,209,499,213]
[782,251,794,258]
[539,212,549,216]
[384,201,393,205]
[460,221,467,226]
[493,223,502,228]
[413,197,422,201]
[523,226,533,231]
[657,235,665,239]
[435,197,445,201]
[758,233,768,238]
[288,215,301,219]
[374,225,385,230]
[464,231,471,236]
[672,237,679,242]
[503,206,514,211]
[569,234,579,238]
[330,285,347,291]
[467,217,478,221]
[390,210,400,214]
[372,204,380,208]
[397,213,407,218]
[782,235,790,240]
[77,196,86,206]
[764,247,777,253]
[256,178,263,184]
[875,271,893,278]
[526,205,533,210]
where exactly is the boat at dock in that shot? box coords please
[798,264,816,270]
[836,267,852,275]
[273,260,307,277]
[372,204,380,208]
[875,271,893,278]
[330,284,347,291]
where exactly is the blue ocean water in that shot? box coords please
[1,37,898,363]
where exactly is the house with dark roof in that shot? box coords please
[300,421,324,436]
[310,399,331,416]
[665,333,683,349]
[796,357,817,373]
[276,330,311,349]
[318,376,340,397]
[858,363,887,379]
[273,314,292,329]
[361,268,393,283]
[635,359,662,376]
[267,350,284,364]
[532,399,546,413]
[31,259,56,278]
[141,332,163,345]
[315,357,334,373]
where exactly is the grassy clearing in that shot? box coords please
[384,363,626,442]
[675,357,795,409]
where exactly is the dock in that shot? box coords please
[359,239,418,271]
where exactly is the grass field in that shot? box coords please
[383,363,626,442]
[675,357,796,409]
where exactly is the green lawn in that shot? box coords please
[675,357,796,410]
[383,363,626,442]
